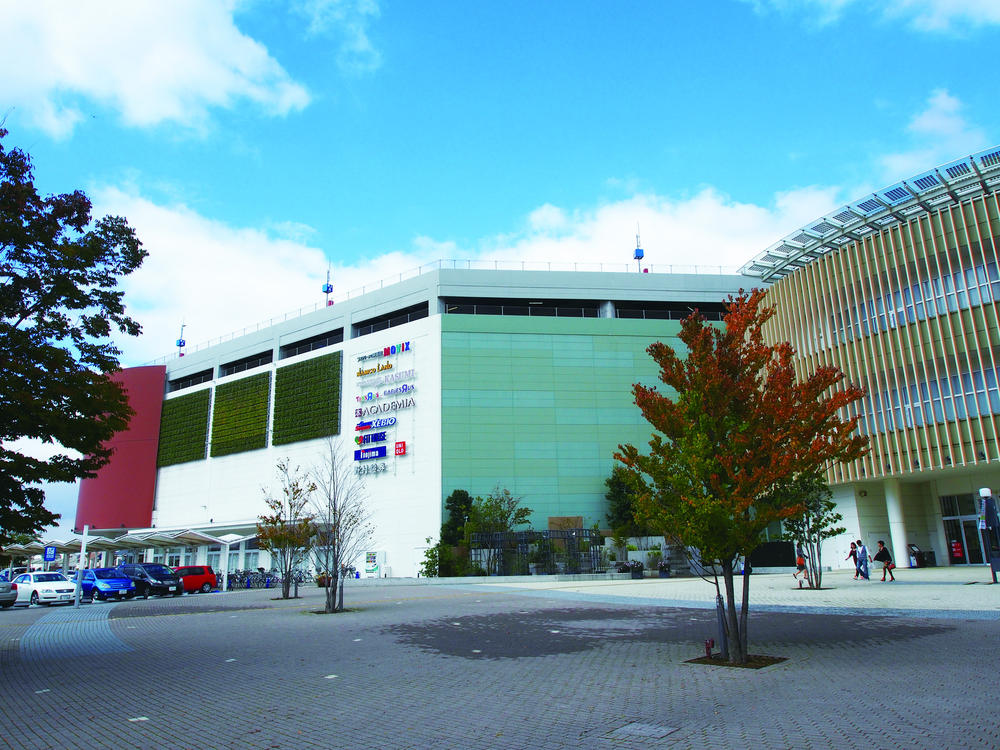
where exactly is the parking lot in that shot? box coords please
[1,570,998,749]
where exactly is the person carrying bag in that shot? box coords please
[873,540,895,581]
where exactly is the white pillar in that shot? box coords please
[884,478,909,568]
[927,491,947,566]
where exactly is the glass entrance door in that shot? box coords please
[941,494,986,564]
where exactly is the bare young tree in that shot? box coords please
[310,439,374,614]
[257,459,316,599]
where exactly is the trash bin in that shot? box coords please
[923,550,937,567]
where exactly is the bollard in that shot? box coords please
[704,638,714,658]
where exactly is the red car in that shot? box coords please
[173,565,217,593]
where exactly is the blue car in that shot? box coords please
[73,568,136,601]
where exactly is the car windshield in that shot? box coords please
[142,564,174,576]
[35,573,67,582]
[94,569,124,580]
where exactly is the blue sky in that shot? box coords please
[3,0,999,530]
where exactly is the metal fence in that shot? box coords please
[469,528,605,576]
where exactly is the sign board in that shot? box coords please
[43,546,57,562]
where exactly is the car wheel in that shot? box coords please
[200,582,211,593]
[92,591,102,602]
[30,591,39,606]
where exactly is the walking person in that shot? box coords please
[846,542,859,579]
[856,539,870,580]
[792,544,809,587]
[873,540,895,581]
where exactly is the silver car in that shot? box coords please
[0,579,15,609]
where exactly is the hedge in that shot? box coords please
[272,351,342,446]
[210,372,272,457]
[157,389,211,467]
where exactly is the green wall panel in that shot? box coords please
[440,315,681,528]
[156,389,211,467]
[210,372,271,457]
[272,351,342,446]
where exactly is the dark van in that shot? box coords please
[116,563,183,598]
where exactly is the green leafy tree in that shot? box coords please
[441,488,472,545]
[0,128,146,544]
[617,289,867,664]
[419,537,440,578]
[777,472,845,590]
[466,486,533,575]
[605,465,645,535]
[258,459,315,599]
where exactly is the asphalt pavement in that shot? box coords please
[0,565,997,749]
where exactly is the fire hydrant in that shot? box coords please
[704,638,715,658]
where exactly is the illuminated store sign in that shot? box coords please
[395,441,407,456]
[355,417,397,432]
[354,446,387,462]
[356,431,388,446]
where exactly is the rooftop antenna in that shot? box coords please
[176,322,186,358]
[322,265,334,307]
[633,224,644,273]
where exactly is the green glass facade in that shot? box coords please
[440,315,679,527]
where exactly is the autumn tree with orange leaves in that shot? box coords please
[616,289,867,664]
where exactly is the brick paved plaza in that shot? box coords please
[1,568,998,749]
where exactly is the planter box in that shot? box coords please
[658,569,670,578]
[630,569,644,580]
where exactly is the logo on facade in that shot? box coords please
[355,417,397,432]
[356,341,412,362]
[354,397,415,418]
[395,441,406,456]
[356,431,388,446]
[355,384,414,403]
[354,446,387,462]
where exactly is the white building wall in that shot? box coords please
[152,315,443,578]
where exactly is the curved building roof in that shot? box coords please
[741,145,1000,283]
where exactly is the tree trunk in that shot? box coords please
[337,574,344,612]
[810,540,823,589]
[281,572,292,599]
[325,576,336,613]
[721,561,746,664]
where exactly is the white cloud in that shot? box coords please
[96,181,845,365]
[295,0,382,74]
[7,161,825,366]
[744,0,1000,31]
[879,89,989,182]
[0,1,310,138]
[93,188,329,365]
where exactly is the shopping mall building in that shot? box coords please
[75,145,1000,575]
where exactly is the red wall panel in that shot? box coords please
[75,365,166,531]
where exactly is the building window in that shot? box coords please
[279,329,344,359]
[219,350,273,378]
[167,369,213,393]
[353,303,428,337]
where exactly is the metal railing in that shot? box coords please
[146,259,739,364]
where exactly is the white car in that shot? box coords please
[12,572,77,606]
